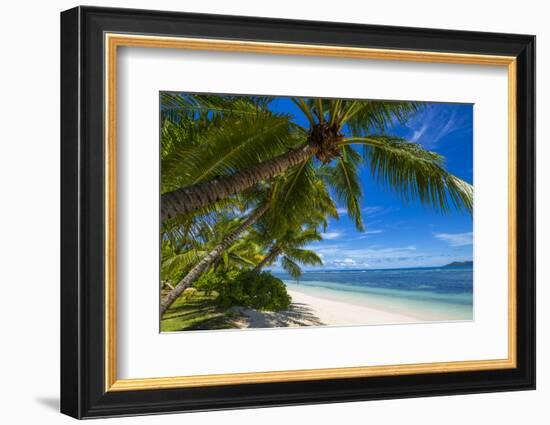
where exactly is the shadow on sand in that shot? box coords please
[232,302,325,328]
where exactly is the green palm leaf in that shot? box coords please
[262,160,337,238]
[161,249,206,276]
[285,248,323,266]
[289,228,323,247]
[161,92,272,121]
[341,136,473,212]
[161,111,301,193]
[320,145,365,231]
[281,256,302,279]
[341,101,421,135]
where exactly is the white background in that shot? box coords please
[118,47,508,379]
[0,0,546,424]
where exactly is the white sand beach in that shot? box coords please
[231,288,420,329]
[288,289,420,325]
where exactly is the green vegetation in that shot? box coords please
[161,271,291,331]
[254,227,323,279]
[160,291,238,332]
[159,94,474,325]
[215,270,291,311]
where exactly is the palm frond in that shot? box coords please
[262,160,337,238]
[290,97,316,126]
[161,197,245,249]
[161,111,301,193]
[161,249,206,276]
[329,99,344,125]
[285,248,323,266]
[291,228,323,247]
[161,92,272,122]
[342,136,473,212]
[320,146,364,231]
[229,253,259,267]
[281,256,302,279]
[342,101,421,135]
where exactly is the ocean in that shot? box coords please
[274,265,473,322]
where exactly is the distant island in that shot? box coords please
[443,260,473,267]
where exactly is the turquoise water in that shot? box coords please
[274,265,473,321]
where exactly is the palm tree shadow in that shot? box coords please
[234,302,325,328]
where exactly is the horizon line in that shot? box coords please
[269,261,473,274]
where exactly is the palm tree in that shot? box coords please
[161,212,263,289]
[254,227,323,279]
[161,94,473,224]
[160,163,339,315]
[160,200,271,315]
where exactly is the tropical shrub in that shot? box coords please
[193,270,291,311]
[193,269,237,295]
[217,270,291,311]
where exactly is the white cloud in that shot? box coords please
[363,206,383,215]
[363,229,383,235]
[433,232,473,247]
[411,124,428,143]
[362,206,399,218]
[322,231,342,240]
[336,207,348,215]
[405,106,470,148]
[313,244,418,261]
[334,258,357,267]
[357,229,383,239]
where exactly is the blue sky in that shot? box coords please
[268,97,473,270]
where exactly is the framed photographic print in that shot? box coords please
[60,6,535,419]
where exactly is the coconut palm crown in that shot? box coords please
[254,227,324,279]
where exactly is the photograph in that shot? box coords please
[159,93,474,332]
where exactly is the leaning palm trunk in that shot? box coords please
[253,247,281,273]
[161,144,316,221]
[160,202,271,315]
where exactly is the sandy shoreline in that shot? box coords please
[287,289,419,326]
[231,288,419,329]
